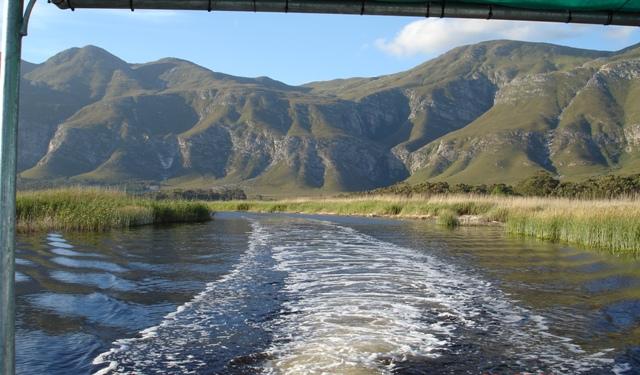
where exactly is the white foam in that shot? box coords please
[92,360,117,375]
[259,220,617,374]
[91,222,272,374]
[613,362,633,374]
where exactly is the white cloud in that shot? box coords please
[604,25,635,39]
[375,18,634,57]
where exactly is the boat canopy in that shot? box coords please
[50,0,640,26]
[446,0,640,12]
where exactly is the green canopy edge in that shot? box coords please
[50,0,640,27]
[380,0,640,12]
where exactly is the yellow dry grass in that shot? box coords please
[209,195,640,255]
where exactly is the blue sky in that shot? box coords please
[10,2,640,85]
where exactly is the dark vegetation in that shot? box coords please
[145,187,247,201]
[367,172,640,199]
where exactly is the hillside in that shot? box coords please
[16,41,640,193]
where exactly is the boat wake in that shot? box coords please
[93,216,621,374]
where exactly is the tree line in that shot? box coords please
[146,187,247,201]
[365,172,640,199]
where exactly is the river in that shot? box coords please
[15,212,640,374]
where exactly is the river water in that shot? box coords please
[15,212,640,374]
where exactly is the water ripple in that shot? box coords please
[27,292,174,330]
[93,217,624,374]
[51,257,127,273]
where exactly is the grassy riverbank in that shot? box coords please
[208,196,640,256]
[17,188,211,232]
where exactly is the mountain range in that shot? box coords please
[16,40,640,194]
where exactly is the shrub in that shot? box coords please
[490,183,514,196]
[515,171,559,197]
[268,204,288,213]
[236,203,250,211]
[437,209,459,228]
[384,204,403,215]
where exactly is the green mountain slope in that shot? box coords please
[16,41,640,192]
[405,42,640,184]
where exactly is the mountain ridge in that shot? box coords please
[16,40,640,194]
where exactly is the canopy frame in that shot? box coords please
[0,0,36,373]
[52,0,640,26]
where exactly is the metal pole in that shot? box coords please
[0,0,24,373]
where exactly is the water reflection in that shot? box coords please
[16,216,251,374]
[50,248,104,257]
[49,271,137,291]
[15,271,30,283]
[50,257,128,273]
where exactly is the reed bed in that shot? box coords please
[209,195,640,255]
[17,187,211,232]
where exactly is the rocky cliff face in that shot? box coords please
[403,45,640,184]
[16,41,640,191]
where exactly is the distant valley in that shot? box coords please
[17,40,640,194]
